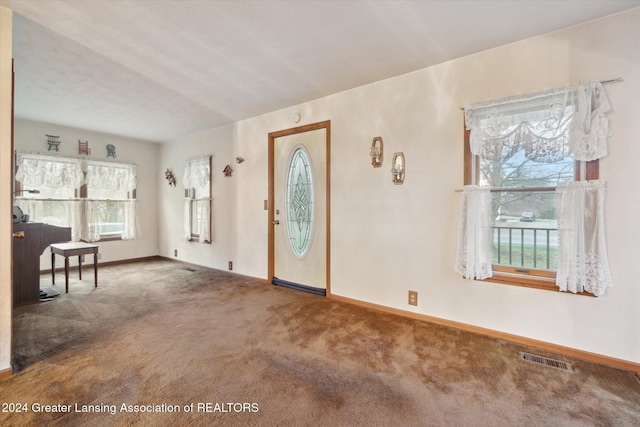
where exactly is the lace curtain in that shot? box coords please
[15,153,137,242]
[84,162,138,242]
[183,156,211,242]
[556,181,612,296]
[457,81,613,295]
[86,161,137,199]
[454,186,493,280]
[16,199,83,242]
[182,199,211,243]
[15,153,83,197]
[464,81,611,163]
[183,156,211,199]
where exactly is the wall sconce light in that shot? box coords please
[391,152,405,184]
[370,136,383,167]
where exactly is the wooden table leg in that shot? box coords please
[78,255,82,280]
[94,250,98,287]
[64,256,70,293]
[51,251,56,285]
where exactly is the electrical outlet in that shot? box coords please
[408,290,418,306]
[174,249,178,257]
[81,255,85,262]
[228,261,233,270]
[97,252,102,260]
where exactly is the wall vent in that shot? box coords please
[518,351,573,372]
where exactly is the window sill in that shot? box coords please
[81,235,122,243]
[484,273,595,297]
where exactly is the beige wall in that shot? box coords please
[0,5,13,373]
[13,118,160,268]
[160,8,640,363]
[158,124,237,270]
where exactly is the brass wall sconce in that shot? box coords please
[370,136,383,167]
[391,152,405,184]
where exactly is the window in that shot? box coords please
[14,152,137,242]
[457,81,613,295]
[286,146,314,258]
[84,161,137,241]
[183,156,211,243]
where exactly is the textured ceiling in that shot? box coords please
[4,0,640,143]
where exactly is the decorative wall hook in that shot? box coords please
[106,144,117,158]
[165,168,176,186]
[46,134,61,151]
[391,152,405,184]
[78,140,91,156]
[370,136,383,167]
[223,165,233,177]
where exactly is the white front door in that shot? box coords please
[269,121,330,295]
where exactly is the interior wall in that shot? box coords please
[158,124,236,271]
[0,5,14,373]
[160,9,640,363]
[13,118,160,269]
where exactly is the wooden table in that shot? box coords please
[50,242,99,293]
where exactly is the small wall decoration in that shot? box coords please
[223,165,233,177]
[106,144,117,158]
[235,157,245,164]
[78,140,91,155]
[370,136,383,167]
[165,168,176,186]
[391,152,405,185]
[46,134,61,151]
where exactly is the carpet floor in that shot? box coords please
[1,258,639,426]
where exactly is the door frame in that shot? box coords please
[268,120,331,296]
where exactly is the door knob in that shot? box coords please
[272,220,280,225]
[13,231,25,238]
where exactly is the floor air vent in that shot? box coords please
[518,351,573,372]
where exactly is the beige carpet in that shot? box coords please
[1,258,639,426]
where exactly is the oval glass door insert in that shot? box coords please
[286,146,314,258]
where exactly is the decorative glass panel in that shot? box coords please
[286,147,314,258]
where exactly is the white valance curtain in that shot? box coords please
[86,161,137,199]
[15,153,83,197]
[183,156,211,199]
[456,81,613,294]
[464,80,611,162]
[183,156,211,242]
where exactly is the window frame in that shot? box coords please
[463,126,598,293]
